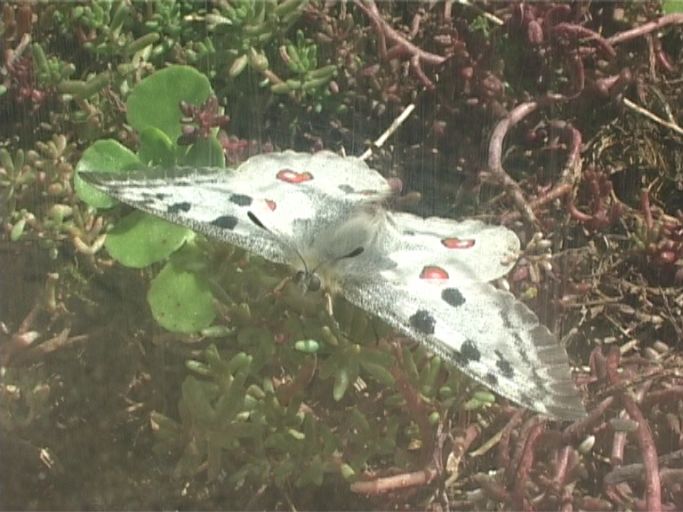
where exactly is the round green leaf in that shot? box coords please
[148,262,216,333]
[138,126,175,167]
[127,66,212,142]
[105,210,192,268]
[182,136,225,168]
[75,139,141,208]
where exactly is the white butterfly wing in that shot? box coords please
[80,166,291,263]
[80,149,584,417]
[327,211,584,419]
[391,214,520,283]
[343,275,584,419]
[236,151,392,202]
[79,151,392,264]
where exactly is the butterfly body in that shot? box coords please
[80,150,585,419]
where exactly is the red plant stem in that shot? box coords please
[552,446,572,489]
[605,347,662,512]
[353,0,447,89]
[622,396,662,512]
[488,100,542,225]
[350,467,438,494]
[353,0,446,66]
[390,363,434,463]
[475,473,510,503]
[512,422,546,511]
[500,120,582,224]
[451,423,481,461]
[543,4,572,36]
[594,70,632,97]
[641,188,654,230]
[566,50,585,95]
[560,485,573,512]
[611,429,627,466]
[553,23,617,58]
[641,386,683,409]
[409,11,422,39]
[498,410,524,477]
[562,395,615,445]
[607,13,683,45]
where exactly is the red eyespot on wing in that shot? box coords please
[420,265,449,280]
[265,199,277,211]
[441,237,475,249]
[276,169,314,184]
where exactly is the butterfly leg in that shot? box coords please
[324,292,335,317]
[273,275,292,295]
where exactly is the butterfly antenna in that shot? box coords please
[247,211,309,273]
[311,246,365,276]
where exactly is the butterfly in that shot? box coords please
[79,150,585,419]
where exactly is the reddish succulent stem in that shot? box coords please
[350,467,438,494]
[498,410,524,476]
[605,347,662,512]
[641,188,654,230]
[608,13,683,45]
[512,422,546,511]
[641,386,683,409]
[553,23,617,58]
[451,423,481,461]
[488,100,543,225]
[354,0,445,65]
[390,362,433,463]
[562,396,615,445]
[622,396,662,512]
[353,0,446,89]
[551,446,572,489]
[488,100,581,224]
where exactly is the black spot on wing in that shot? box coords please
[519,392,533,407]
[453,339,481,367]
[167,202,191,214]
[409,310,435,335]
[461,339,481,362]
[211,215,238,230]
[531,368,547,394]
[229,193,252,207]
[486,373,498,385]
[338,184,354,193]
[512,332,531,365]
[442,288,465,307]
[494,350,515,379]
[155,193,168,200]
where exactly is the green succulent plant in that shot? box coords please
[71,64,454,492]
[75,65,218,333]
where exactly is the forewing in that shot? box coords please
[391,213,520,282]
[79,166,292,263]
[236,151,392,203]
[79,151,393,264]
[343,276,585,419]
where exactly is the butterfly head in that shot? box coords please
[293,244,365,295]
[293,269,322,293]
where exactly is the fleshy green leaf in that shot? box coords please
[183,136,226,167]
[105,210,192,268]
[127,65,212,142]
[74,139,141,208]
[148,261,216,333]
[138,126,176,167]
